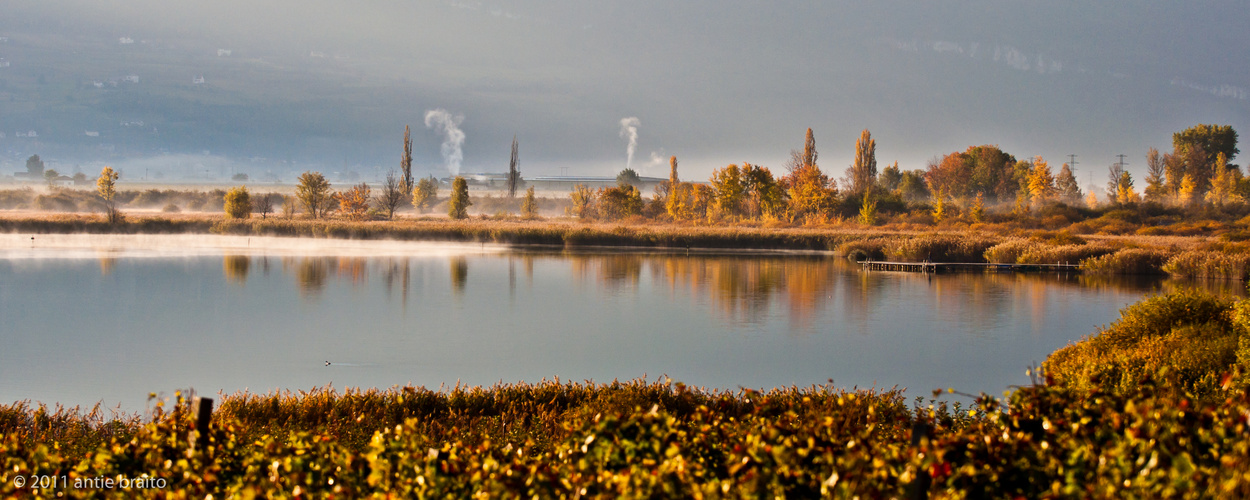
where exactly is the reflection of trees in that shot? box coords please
[223,255,250,285]
[450,257,468,295]
[647,255,832,329]
[336,257,367,286]
[381,258,412,306]
[284,257,333,297]
[98,256,116,276]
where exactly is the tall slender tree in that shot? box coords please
[848,129,877,195]
[401,125,414,193]
[507,136,521,198]
[1055,163,1082,203]
[1144,148,1167,203]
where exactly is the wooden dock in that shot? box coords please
[861,260,1081,274]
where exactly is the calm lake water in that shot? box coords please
[0,234,1225,412]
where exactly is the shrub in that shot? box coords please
[889,234,999,262]
[1044,289,1239,399]
[223,186,252,219]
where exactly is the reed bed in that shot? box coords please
[1079,248,1174,275]
[1163,250,1250,281]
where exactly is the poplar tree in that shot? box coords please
[448,176,471,219]
[507,136,521,198]
[1143,148,1167,203]
[401,125,414,193]
[849,129,877,195]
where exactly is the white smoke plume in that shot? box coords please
[619,117,640,170]
[424,109,466,175]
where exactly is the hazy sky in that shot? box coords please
[2,1,1248,183]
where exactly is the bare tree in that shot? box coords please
[256,192,275,219]
[507,136,521,197]
[376,170,406,219]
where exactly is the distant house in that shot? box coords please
[217,49,232,56]
[119,37,134,44]
[93,81,105,88]
[123,75,139,83]
[309,51,327,58]
[527,175,666,191]
[51,176,73,187]
[26,130,36,138]
[192,75,205,84]
[85,131,100,137]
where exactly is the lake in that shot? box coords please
[0,234,1214,412]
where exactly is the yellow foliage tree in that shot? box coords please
[1116,171,1140,205]
[1205,153,1242,207]
[97,166,122,223]
[224,186,252,219]
[1178,174,1197,207]
[338,183,371,220]
[1027,156,1056,204]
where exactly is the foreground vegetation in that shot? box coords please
[3,371,1250,498]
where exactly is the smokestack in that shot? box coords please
[619,117,640,170]
[424,109,466,176]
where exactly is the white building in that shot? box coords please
[85,131,99,137]
[217,49,232,56]
[123,75,139,83]
[192,75,205,84]
[119,37,134,44]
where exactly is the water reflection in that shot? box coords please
[262,253,1243,325]
[223,255,250,285]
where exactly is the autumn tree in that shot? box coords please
[783,128,835,221]
[599,184,643,220]
[1205,152,1242,207]
[413,176,439,213]
[1116,171,1140,205]
[1105,162,1125,203]
[1055,163,1082,204]
[296,171,332,218]
[507,136,521,198]
[97,166,121,224]
[376,170,406,219]
[1178,174,1198,207]
[224,186,252,219]
[448,176,471,219]
[521,186,538,218]
[1144,148,1167,203]
[1164,152,1185,200]
[400,125,414,193]
[339,182,372,220]
[1027,156,1056,205]
[847,129,877,195]
[710,163,746,218]
[568,184,597,219]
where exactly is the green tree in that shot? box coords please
[1144,148,1167,203]
[296,171,332,218]
[1055,163,1082,204]
[521,186,538,218]
[848,129,877,195]
[448,176,471,219]
[898,170,929,202]
[413,176,439,213]
[616,168,641,187]
[743,164,784,219]
[879,162,902,192]
[224,186,252,219]
[507,136,521,198]
[1173,124,1238,169]
[97,166,121,224]
[26,155,44,178]
[43,169,60,187]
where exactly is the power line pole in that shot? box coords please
[1116,154,1128,170]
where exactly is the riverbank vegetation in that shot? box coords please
[4,367,1250,497]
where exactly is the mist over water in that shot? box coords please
[0,235,1208,413]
